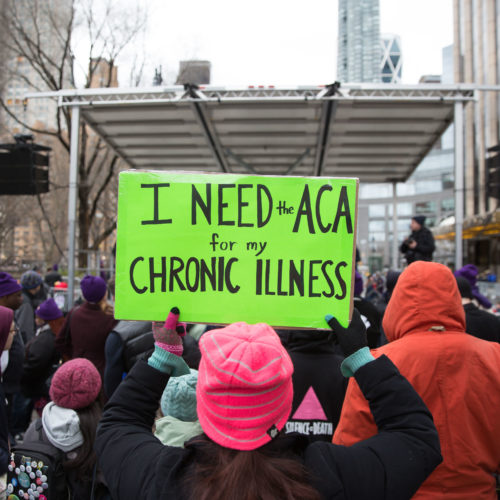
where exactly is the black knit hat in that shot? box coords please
[455,276,473,299]
[412,215,426,226]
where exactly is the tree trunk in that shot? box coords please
[77,187,90,270]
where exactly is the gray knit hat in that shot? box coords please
[161,369,198,422]
[20,270,43,290]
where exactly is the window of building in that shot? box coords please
[397,183,415,196]
[369,220,386,232]
[415,180,441,194]
[398,219,411,231]
[442,173,454,189]
[360,183,392,198]
[415,200,436,214]
[368,204,385,216]
[370,232,386,242]
[388,203,412,216]
[441,198,454,212]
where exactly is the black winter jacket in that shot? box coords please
[400,226,435,264]
[22,324,61,397]
[0,383,9,474]
[1,327,24,395]
[95,356,442,500]
[463,302,500,343]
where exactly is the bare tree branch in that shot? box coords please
[0,98,60,137]
[89,155,118,222]
[36,192,65,259]
[90,220,116,250]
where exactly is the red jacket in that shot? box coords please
[333,261,500,499]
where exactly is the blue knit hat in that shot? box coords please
[161,369,198,422]
[20,270,43,290]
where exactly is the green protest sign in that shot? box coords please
[115,171,358,329]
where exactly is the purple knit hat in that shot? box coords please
[454,264,492,309]
[36,298,63,321]
[354,270,363,296]
[80,275,107,303]
[0,272,22,298]
[49,358,101,409]
[197,322,294,451]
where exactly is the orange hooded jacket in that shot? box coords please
[333,261,500,499]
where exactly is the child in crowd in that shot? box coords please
[23,358,109,499]
[22,297,64,416]
[96,307,442,499]
[155,368,202,447]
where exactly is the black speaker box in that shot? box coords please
[0,150,49,195]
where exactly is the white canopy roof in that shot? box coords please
[36,83,475,183]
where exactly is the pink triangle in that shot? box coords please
[292,386,327,421]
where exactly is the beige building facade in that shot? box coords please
[453,0,500,271]
[454,0,500,215]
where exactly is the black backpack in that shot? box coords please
[7,419,69,499]
[113,321,154,371]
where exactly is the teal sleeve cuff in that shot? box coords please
[341,347,375,378]
[148,346,190,377]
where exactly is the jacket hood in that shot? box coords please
[42,402,84,452]
[154,416,203,448]
[383,261,465,342]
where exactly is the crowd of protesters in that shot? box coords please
[0,226,500,498]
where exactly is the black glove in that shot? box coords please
[325,309,368,358]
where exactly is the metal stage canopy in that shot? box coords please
[30,83,474,182]
[25,83,476,307]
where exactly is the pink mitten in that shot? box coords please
[152,307,186,357]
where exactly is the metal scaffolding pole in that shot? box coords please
[392,182,399,270]
[67,106,80,309]
[454,101,464,270]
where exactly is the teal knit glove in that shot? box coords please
[149,307,190,377]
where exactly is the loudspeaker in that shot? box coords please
[0,149,49,195]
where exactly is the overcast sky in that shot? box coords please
[115,0,453,87]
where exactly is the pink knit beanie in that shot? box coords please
[197,322,294,451]
[50,358,101,409]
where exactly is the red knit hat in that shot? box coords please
[49,358,101,409]
[197,322,294,451]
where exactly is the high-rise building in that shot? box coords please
[337,0,381,83]
[89,59,119,89]
[380,34,403,83]
[0,0,73,135]
[453,0,499,215]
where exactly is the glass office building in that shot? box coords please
[380,34,402,83]
[337,0,381,83]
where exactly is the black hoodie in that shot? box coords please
[280,330,347,442]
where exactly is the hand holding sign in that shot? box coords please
[325,309,367,358]
[152,306,186,357]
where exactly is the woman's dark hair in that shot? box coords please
[63,399,103,480]
[185,435,321,500]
